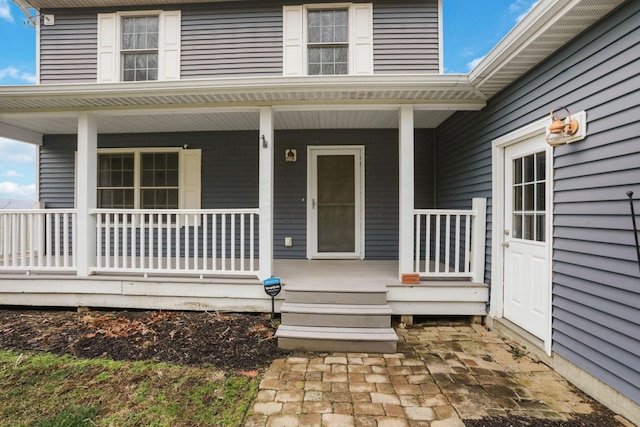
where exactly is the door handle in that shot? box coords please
[312,199,316,209]
[502,242,510,248]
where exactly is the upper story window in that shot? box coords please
[307,9,348,75]
[98,11,181,83]
[121,16,159,81]
[283,3,373,77]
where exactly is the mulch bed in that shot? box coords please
[464,414,626,427]
[0,308,291,372]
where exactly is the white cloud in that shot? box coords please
[510,0,540,23]
[4,170,23,177]
[0,138,36,164]
[467,55,486,72]
[0,181,36,199]
[0,66,37,84]
[0,0,14,22]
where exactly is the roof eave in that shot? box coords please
[0,74,486,113]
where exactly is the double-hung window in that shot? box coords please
[283,3,373,76]
[97,11,181,83]
[96,148,200,211]
[307,9,348,75]
[121,16,159,81]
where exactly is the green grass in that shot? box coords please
[0,350,259,427]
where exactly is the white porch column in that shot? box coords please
[259,107,274,280]
[398,105,414,278]
[76,112,97,277]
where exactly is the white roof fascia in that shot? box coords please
[0,74,474,96]
[469,0,579,82]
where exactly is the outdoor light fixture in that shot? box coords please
[545,106,586,146]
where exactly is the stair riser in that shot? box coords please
[282,312,390,328]
[278,337,397,354]
[284,290,387,305]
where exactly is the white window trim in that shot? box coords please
[96,147,200,210]
[97,10,181,83]
[283,3,373,76]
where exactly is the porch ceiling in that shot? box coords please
[0,108,457,135]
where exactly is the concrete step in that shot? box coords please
[283,288,387,305]
[276,325,398,353]
[280,302,392,328]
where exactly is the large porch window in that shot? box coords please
[98,150,178,209]
[96,148,200,210]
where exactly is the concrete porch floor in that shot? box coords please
[246,319,631,427]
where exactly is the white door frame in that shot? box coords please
[306,145,365,259]
[491,117,553,354]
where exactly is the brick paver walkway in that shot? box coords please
[244,321,608,426]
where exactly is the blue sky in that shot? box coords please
[0,0,538,201]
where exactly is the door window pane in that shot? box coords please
[512,151,546,242]
[317,155,355,252]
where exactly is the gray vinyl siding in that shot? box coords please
[435,0,640,404]
[274,129,434,260]
[181,4,283,79]
[39,12,97,84]
[39,136,76,208]
[373,0,439,74]
[39,132,259,209]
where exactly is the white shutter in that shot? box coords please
[180,149,201,210]
[97,13,117,82]
[283,5,304,76]
[159,10,181,80]
[351,3,373,75]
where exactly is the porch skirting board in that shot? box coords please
[0,276,276,312]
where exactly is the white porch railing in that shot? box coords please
[414,198,487,282]
[0,210,77,272]
[92,209,259,277]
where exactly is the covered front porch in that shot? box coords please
[0,77,490,327]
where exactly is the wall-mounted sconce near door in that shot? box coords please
[285,148,297,162]
[545,106,587,146]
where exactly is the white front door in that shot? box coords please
[503,134,550,340]
[307,146,364,259]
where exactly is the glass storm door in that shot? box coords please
[503,135,550,340]
[308,147,363,259]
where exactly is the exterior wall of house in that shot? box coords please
[40,129,435,260]
[38,0,439,83]
[39,11,98,84]
[372,1,439,74]
[435,0,640,405]
[181,3,283,79]
[274,129,435,259]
